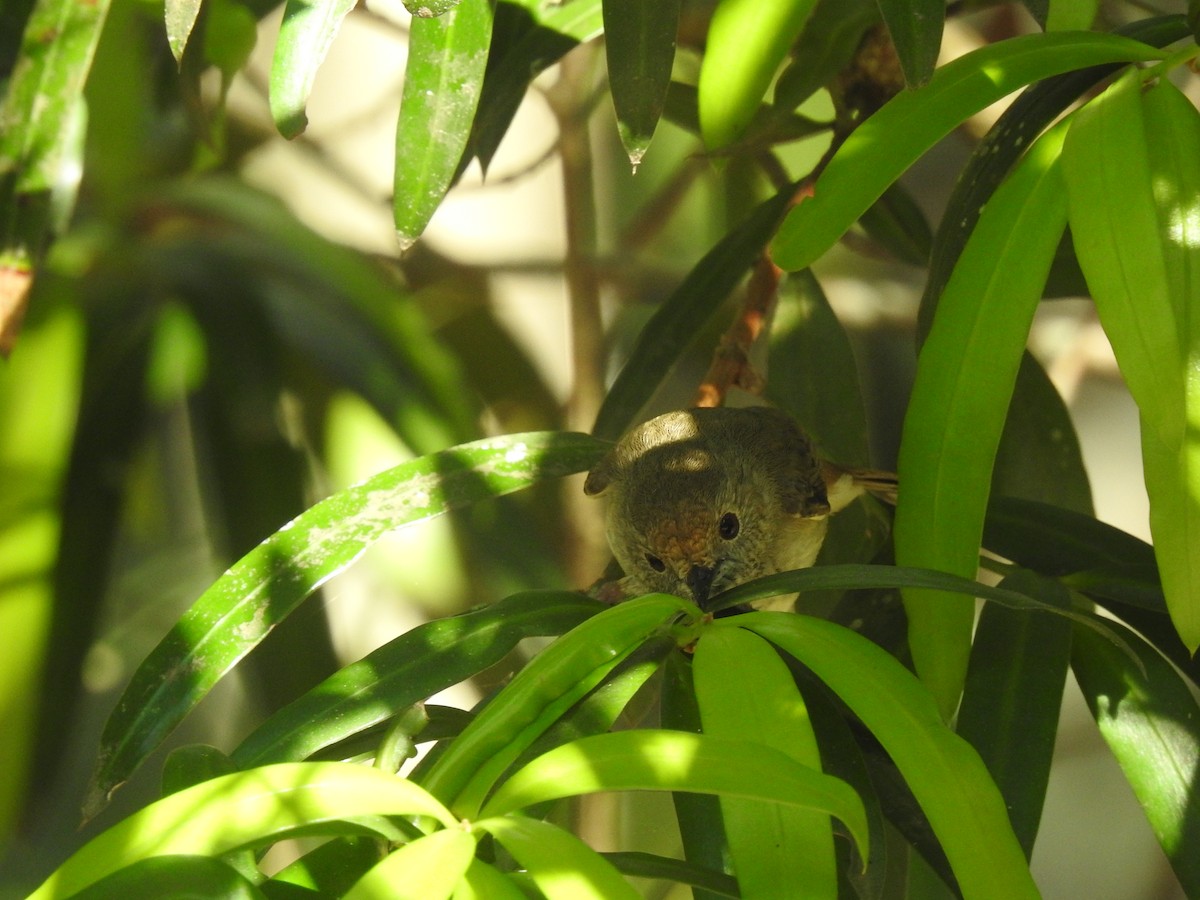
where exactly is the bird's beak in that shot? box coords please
[686,564,716,605]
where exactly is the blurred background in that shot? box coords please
[0,0,1190,896]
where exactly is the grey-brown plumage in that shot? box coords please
[584,406,894,609]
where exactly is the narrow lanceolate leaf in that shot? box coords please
[592,182,795,441]
[771,32,1164,271]
[165,0,204,62]
[269,0,358,139]
[0,0,110,351]
[233,591,601,767]
[694,626,836,899]
[1071,617,1200,896]
[697,0,819,150]
[876,0,944,87]
[422,594,695,816]
[603,0,680,167]
[956,571,1072,858]
[470,0,603,171]
[394,0,492,249]
[918,16,1191,337]
[894,120,1070,719]
[1062,66,1185,449]
[481,729,870,861]
[35,763,458,900]
[742,614,1038,900]
[345,828,476,900]
[85,431,608,820]
[1139,78,1200,653]
[478,816,641,900]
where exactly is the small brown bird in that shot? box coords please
[584,406,896,610]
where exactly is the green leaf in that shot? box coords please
[992,352,1093,514]
[165,0,204,62]
[766,269,869,465]
[592,182,795,441]
[858,183,934,267]
[269,0,357,138]
[918,16,1191,336]
[1072,617,1200,895]
[697,0,819,150]
[481,729,869,860]
[478,816,641,900]
[1046,0,1097,30]
[983,496,1157,576]
[394,0,492,249]
[0,0,110,270]
[772,31,1164,271]
[35,763,458,899]
[71,856,266,900]
[740,613,1038,900]
[421,593,696,815]
[600,852,740,898]
[772,0,878,114]
[659,651,730,900]
[894,117,1070,718]
[470,0,603,171]
[956,570,1072,858]
[345,828,476,900]
[1062,66,1184,448]
[85,431,608,820]
[694,626,837,899]
[455,859,529,900]
[404,0,462,14]
[1139,76,1200,653]
[602,0,680,166]
[876,0,943,87]
[234,591,600,767]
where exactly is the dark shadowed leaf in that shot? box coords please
[876,0,943,87]
[603,0,681,166]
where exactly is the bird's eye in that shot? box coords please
[718,512,740,540]
[646,553,666,573]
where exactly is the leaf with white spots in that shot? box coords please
[85,430,608,821]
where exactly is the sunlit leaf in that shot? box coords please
[478,816,641,900]
[1139,77,1200,653]
[481,729,870,860]
[234,590,600,766]
[697,0,818,150]
[165,0,204,62]
[772,0,878,114]
[269,0,358,138]
[772,31,1164,271]
[695,626,836,898]
[345,828,476,900]
[894,119,1070,718]
[86,431,608,819]
[394,0,492,248]
[1072,617,1200,895]
[741,613,1038,899]
[1062,66,1183,447]
[421,593,694,815]
[0,0,108,348]
[919,16,1191,336]
[71,856,266,900]
[37,763,458,899]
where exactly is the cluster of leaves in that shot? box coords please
[5,0,1200,897]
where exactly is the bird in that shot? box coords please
[583,406,896,611]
